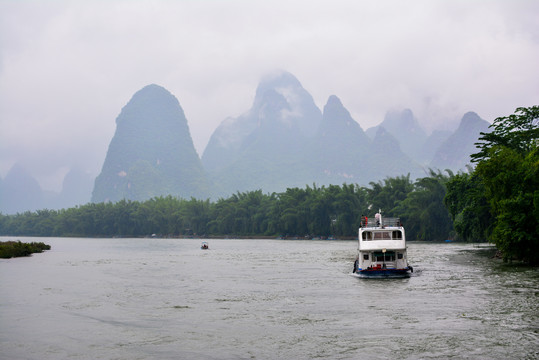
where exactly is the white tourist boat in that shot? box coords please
[352,210,413,277]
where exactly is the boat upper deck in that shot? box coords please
[358,215,406,251]
[360,216,402,229]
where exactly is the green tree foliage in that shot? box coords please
[444,171,493,242]
[475,146,538,264]
[0,241,50,258]
[395,170,453,241]
[472,106,539,162]
[446,105,538,264]
[367,175,414,217]
[0,175,456,241]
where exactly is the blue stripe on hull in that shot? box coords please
[357,268,411,278]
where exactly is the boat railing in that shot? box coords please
[360,216,401,228]
[367,261,397,269]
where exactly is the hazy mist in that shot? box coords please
[1,0,538,192]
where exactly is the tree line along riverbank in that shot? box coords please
[0,172,454,241]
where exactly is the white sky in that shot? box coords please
[1,0,538,191]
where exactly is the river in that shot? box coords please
[1,237,537,359]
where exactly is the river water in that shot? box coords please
[1,237,537,359]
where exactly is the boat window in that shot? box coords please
[363,254,369,260]
[398,253,403,259]
[392,230,402,240]
[373,232,391,240]
[362,231,372,240]
[373,251,395,262]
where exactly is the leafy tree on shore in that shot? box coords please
[476,106,538,264]
[446,105,539,264]
[475,146,538,264]
[472,106,539,162]
[444,171,493,242]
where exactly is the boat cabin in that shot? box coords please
[355,212,410,274]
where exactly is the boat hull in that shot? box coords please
[355,268,412,278]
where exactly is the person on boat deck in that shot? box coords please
[375,212,381,226]
[361,215,365,227]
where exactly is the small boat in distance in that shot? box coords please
[201,241,209,250]
[352,210,413,277]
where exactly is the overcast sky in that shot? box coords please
[1,0,538,191]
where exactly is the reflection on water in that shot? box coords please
[1,237,538,359]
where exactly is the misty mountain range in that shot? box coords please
[0,71,490,214]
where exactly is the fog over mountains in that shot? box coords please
[1,165,93,214]
[0,71,490,214]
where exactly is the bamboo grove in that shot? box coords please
[0,172,453,241]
